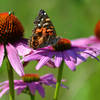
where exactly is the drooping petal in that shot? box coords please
[75,52,89,65]
[6,43,24,76]
[0,87,9,98]
[54,52,63,67]
[17,87,26,95]
[22,52,56,68]
[76,48,99,66]
[83,51,99,61]
[0,81,9,86]
[64,58,76,71]
[63,52,76,71]
[0,84,8,90]
[28,83,36,95]
[0,44,4,67]
[90,43,100,56]
[36,83,45,98]
[36,53,53,70]
[14,80,26,93]
[76,53,86,62]
[65,50,77,63]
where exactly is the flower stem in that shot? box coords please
[53,60,64,100]
[30,94,35,100]
[5,46,15,100]
[6,57,15,100]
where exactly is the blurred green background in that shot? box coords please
[0,0,100,100]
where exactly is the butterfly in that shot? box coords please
[29,9,60,49]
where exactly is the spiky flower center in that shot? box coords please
[0,12,24,44]
[53,38,71,51]
[22,74,40,82]
[95,21,100,39]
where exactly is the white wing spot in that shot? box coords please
[44,12,46,15]
[38,24,41,27]
[41,18,44,21]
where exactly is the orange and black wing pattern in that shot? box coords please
[29,9,60,49]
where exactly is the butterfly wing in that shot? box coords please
[29,9,60,49]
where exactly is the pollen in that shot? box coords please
[22,74,40,82]
[94,20,100,39]
[0,12,24,44]
[53,38,71,51]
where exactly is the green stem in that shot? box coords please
[30,94,35,100]
[5,46,15,100]
[53,60,64,100]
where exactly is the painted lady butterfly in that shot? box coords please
[29,9,60,49]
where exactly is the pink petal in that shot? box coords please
[0,81,9,86]
[14,39,32,57]
[0,87,9,98]
[75,54,88,66]
[6,43,24,76]
[15,44,32,57]
[0,44,4,67]
[63,52,76,71]
[64,58,76,71]
[71,37,91,46]
[90,43,100,56]
[71,36,100,46]
[54,52,63,67]
[40,74,54,80]
[22,53,42,62]
[35,56,51,70]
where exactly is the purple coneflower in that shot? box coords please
[23,38,100,100]
[0,12,32,76]
[72,21,100,47]
[22,50,56,68]
[22,38,99,71]
[71,21,100,57]
[0,73,66,98]
[0,11,33,100]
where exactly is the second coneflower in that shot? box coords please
[0,73,66,99]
